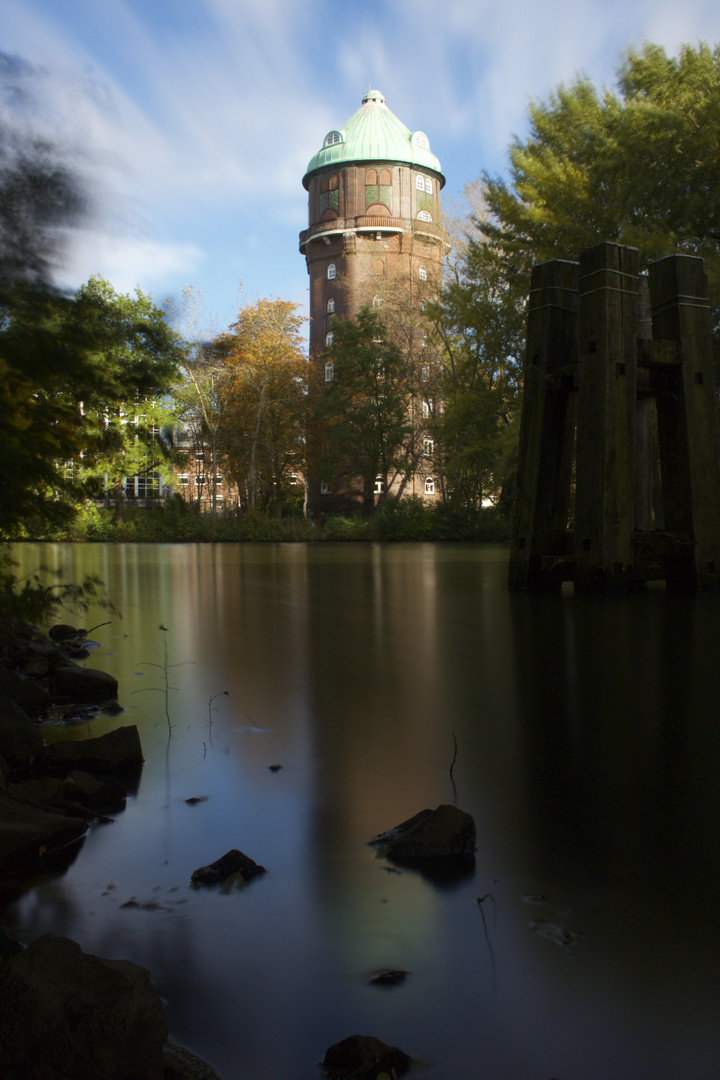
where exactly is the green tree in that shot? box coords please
[66,277,181,521]
[314,308,414,516]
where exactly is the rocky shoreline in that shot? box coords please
[0,619,224,1080]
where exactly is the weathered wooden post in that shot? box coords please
[508,260,578,588]
[574,243,639,590]
[649,255,720,588]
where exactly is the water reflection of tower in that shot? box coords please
[300,90,448,514]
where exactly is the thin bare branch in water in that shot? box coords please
[449,732,458,803]
[476,893,497,992]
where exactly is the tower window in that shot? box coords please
[417,210,432,222]
[366,167,391,211]
[423,437,434,457]
[425,177,432,194]
[419,266,427,281]
[327,298,335,313]
[372,296,382,309]
[319,174,340,216]
[327,264,336,280]
[425,476,435,495]
[416,175,425,190]
[374,476,384,494]
[325,332,334,347]
[422,399,432,419]
[325,131,342,146]
[413,132,429,149]
[421,364,430,382]
[324,361,334,381]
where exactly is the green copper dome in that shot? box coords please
[303,90,445,188]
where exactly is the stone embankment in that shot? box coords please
[0,619,223,1080]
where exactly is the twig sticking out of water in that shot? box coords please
[207,690,229,732]
[133,625,194,735]
[476,892,497,992]
[449,732,458,803]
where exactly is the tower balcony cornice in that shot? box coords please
[299,215,448,252]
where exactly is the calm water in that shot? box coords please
[5,542,720,1080]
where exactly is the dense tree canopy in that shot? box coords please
[314,308,415,515]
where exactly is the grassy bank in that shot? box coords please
[11,499,511,544]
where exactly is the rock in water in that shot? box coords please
[369,804,476,860]
[0,934,168,1080]
[322,1034,411,1079]
[39,724,144,776]
[191,848,266,886]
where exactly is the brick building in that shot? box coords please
[300,90,448,514]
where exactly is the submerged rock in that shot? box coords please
[368,968,409,986]
[369,804,476,861]
[191,848,266,886]
[322,1034,411,1079]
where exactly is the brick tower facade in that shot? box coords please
[300,90,448,513]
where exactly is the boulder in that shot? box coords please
[162,1042,225,1080]
[0,711,43,770]
[39,725,143,776]
[0,668,51,719]
[50,663,118,702]
[63,770,127,814]
[49,624,87,643]
[322,1035,411,1079]
[0,791,86,869]
[369,804,476,861]
[191,848,266,886]
[0,933,168,1080]
[8,777,66,808]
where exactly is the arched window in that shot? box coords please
[325,332,334,347]
[325,131,342,147]
[326,298,335,313]
[416,174,425,190]
[425,177,432,194]
[324,361,334,381]
[319,174,339,218]
[366,167,391,212]
[425,476,435,495]
[372,296,382,309]
[419,265,427,281]
[423,437,434,457]
[417,210,432,223]
[327,264,336,280]
[374,476,384,494]
[375,259,385,276]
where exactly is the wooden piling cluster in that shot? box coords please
[509,242,720,591]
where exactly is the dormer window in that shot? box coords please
[325,131,342,147]
[412,132,430,149]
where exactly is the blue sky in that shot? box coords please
[4,0,720,339]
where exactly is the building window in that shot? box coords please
[325,332,334,347]
[177,473,189,486]
[325,131,342,146]
[422,399,432,419]
[319,173,339,217]
[425,476,435,495]
[372,296,382,308]
[366,167,391,211]
[421,364,430,382]
[324,361,334,382]
[320,481,330,495]
[425,177,433,194]
[195,475,206,487]
[327,298,335,313]
[419,266,427,281]
[327,264,336,280]
[374,476,384,494]
[423,437,434,457]
[416,174,425,190]
[413,132,429,149]
[417,210,432,222]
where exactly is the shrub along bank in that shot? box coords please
[12,500,511,544]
